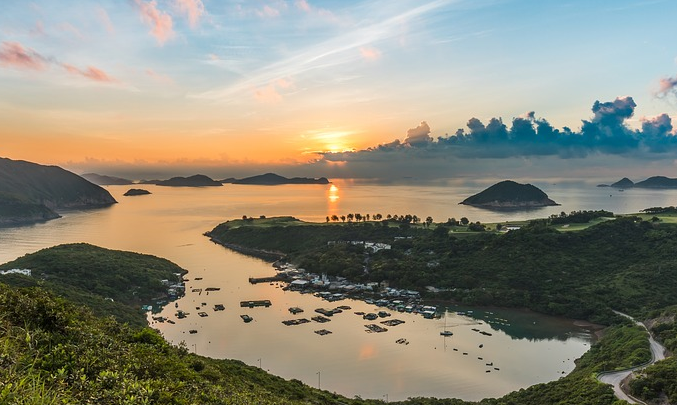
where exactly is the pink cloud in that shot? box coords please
[657,76,677,98]
[360,46,381,61]
[63,63,116,83]
[30,20,46,37]
[0,41,48,71]
[97,7,115,34]
[134,0,174,45]
[254,84,283,103]
[256,5,281,18]
[146,68,173,84]
[276,77,294,89]
[175,0,205,27]
[295,0,311,12]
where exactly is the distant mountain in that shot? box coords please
[155,174,222,187]
[0,157,116,225]
[635,176,677,189]
[610,177,635,189]
[460,180,559,208]
[81,173,134,185]
[230,173,330,185]
[123,188,151,196]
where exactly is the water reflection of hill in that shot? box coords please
[448,305,594,342]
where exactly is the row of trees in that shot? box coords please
[325,213,434,226]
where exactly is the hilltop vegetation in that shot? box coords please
[0,157,116,225]
[460,180,558,208]
[0,243,186,327]
[209,216,677,324]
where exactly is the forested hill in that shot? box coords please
[0,243,186,327]
[208,216,677,324]
[0,157,116,225]
[460,180,558,208]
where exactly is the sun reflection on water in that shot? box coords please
[328,184,339,203]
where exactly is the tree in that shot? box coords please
[355,213,362,222]
[496,223,503,231]
[386,214,392,220]
[460,217,469,225]
[366,214,370,221]
[425,216,433,227]
[331,215,339,222]
[347,213,354,222]
[340,215,346,222]
[326,216,330,223]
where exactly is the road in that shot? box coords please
[597,311,667,404]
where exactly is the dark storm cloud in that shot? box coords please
[321,96,677,164]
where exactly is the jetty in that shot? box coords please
[240,300,272,308]
[248,275,286,284]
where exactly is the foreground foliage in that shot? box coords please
[0,243,186,327]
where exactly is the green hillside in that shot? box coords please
[0,243,186,327]
[460,180,558,207]
[0,157,116,225]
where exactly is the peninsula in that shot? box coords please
[460,180,559,208]
[81,173,134,185]
[0,157,116,225]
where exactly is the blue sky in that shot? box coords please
[1,0,676,180]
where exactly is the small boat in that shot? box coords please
[240,314,253,323]
[189,329,197,334]
[440,331,454,336]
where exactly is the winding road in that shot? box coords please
[597,311,667,404]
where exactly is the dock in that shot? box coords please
[240,300,272,308]
[248,275,285,284]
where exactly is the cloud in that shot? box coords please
[405,121,432,146]
[256,5,281,18]
[295,0,311,12]
[175,0,205,27]
[0,41,116,83]
[657,75,677,98]
[194,0,454,101]
[145,68,173,84]
[97,7,116,34]
[254,83,283,103]
[62,64,116,83]
[319,97,677,169]
[134,0,174,45]
[0,41,48,70]
[360,46,381,61]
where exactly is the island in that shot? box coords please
[123,188,151,196]
[223,172,330,185]
[81,173,134,185]
[154,174,222,187]
[459,180,559,208]
[600,176,677,189]
[0,157,117,226]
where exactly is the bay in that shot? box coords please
[1,180,673,401]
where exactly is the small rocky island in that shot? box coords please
[460,180,559,208]
[123,188,151,196]
[598,176,677,189]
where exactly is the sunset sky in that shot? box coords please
[1,0,677,181]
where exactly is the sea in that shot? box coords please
[1,179,674,401]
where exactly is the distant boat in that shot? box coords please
[440,330,454,336]
[240,314,253,323]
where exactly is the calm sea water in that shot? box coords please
[1,181,674,401]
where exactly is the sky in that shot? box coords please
[1,0,677,181]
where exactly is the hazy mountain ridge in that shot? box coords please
[0,158,116,225]
[223,172,330,185]
[81,173,134,185]
[460,180,559,208]
[599,176,677,189]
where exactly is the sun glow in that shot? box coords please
[328,184,339,203]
